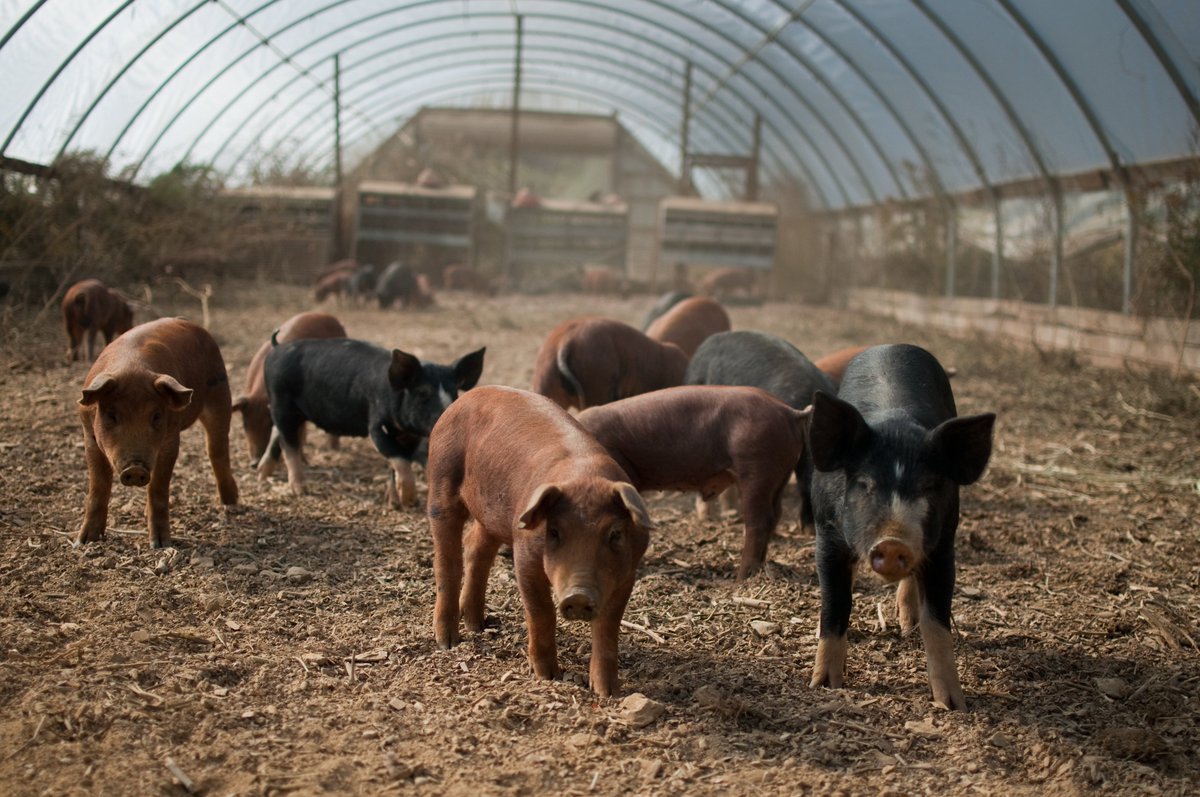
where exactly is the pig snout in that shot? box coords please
[869,539,915,581]
[558,586,600,621]
[119,462,151,487]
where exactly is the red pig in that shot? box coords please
[531,317,688,411]
[578,386,810,580]
[76,318,239,548]
[812,345,871,387]
[644,296,731,359]
[62,279,134,362]
[232,311,347,464]
[426,386,653,697]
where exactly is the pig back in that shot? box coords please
[838,344,956,427]
[686,330,832,409]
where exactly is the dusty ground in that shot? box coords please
[1,283,1198,797]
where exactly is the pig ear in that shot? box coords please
[231,395,248,414]
[154,375,194,411]
[518,483,562,530]
[79,374,118,406]
[452,347,486,391]
[926,413,995,485]
[807,391,869,472]
[388,349,423,389]
[614,482,654,530]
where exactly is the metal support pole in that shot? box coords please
[747,113,761,200]
[679,61,692,193]
[1122,189,1137,314]
[944,203,957,298]
[1049,190,1063,308]
[507,15,523,198]
[333,52,344,258]
[991,192,1003,299]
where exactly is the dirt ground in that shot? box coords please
[1,283,1198,797]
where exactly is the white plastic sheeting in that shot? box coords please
[1,0,1198,207]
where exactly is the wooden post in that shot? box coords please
[507,15,524,198]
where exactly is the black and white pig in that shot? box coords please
[685,330,835,527]
[806,343,994,710]
[256,337,485,508]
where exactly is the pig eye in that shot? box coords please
[104,409,119,426]
[851,475,874,494]
[546,525,561,545]
[151,410,163,426]
[607,527,623,549]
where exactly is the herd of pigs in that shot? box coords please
[59,269,995,714]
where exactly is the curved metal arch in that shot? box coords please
[908,0,1063,305]
[704,0,910,200]
[1,0,136,156]
[102,0,281,167]
[199,8,844,205]
[0,0,51,53]
[169,2,856,207]
[285,58,791,197]
[764,0,944,202]
[55,0,211,162]
[1114,0,1200,129]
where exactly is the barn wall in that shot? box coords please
[847,288,1200,375]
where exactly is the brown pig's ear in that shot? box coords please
[517,483,562,530]
[231,395,248,414]
[79,374,117,406]
[614,482,654,530]
[153,375,194,411]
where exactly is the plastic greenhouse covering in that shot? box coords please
[1,0,1198,211]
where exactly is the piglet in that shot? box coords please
[578,386,810,580]
[232,311,347,464]
[643,297,731,359]
[257,337,484,508]
[62,279,134,362]
[426,386,653,697]
[76,318,239,548]
[531,317,688,411]
[807,343,994,710]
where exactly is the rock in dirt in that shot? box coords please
[286,566,313,584]
[749,620,780,637]
[618,693,665,728]
[1094,677,1131,699]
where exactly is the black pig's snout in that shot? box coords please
[558,587,599,621]
[869,539,915,582]
[119,463,150,487]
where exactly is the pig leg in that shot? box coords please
[430,502,468,649]
[811,534,854,689]
[256,427,282,479]
[200,401,239,507]
[461,521,501,633]
[919,540,965,710]
[146,436,180,548]
[383,457,418,509]
[268,410,307,495]
[733,476,785,580]
[897,576,921,634]
[279,438,306,497]
[512,541,561,681]
[589,577,636,697]
[85,329,99,362]
[77,431,113,545]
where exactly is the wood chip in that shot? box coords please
[164,756,196,793]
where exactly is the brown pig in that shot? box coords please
[578,386,810,580]
[442,264,495,295]
[697,267,756,299]
[531,317,689,411]
[644,296,731,359]
[812,345,871,387]
[232,311,347,463]
[426,385,653,697]
[76,318,239,548]
[62,279,134,362]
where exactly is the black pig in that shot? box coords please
[806,343,994,710]
[685,330,835,527]
[257,337,485,508]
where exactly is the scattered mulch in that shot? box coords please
[1,284,1197,796]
